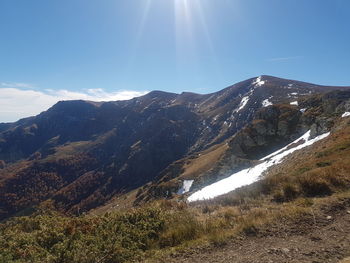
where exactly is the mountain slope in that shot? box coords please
[1,76,350,219]
[1,115,350,263]
[135,89,350,204]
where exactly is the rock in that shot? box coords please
[281,248,290,254]
[310,117,333,138]
[326,216,332,220]
[28,151,42,161]
[310,236,322,241]
[277,120,289,136]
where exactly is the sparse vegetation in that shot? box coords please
[0,199,308,263]
[1,92,350,262]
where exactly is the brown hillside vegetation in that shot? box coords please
[153,116,350,263]
[1,77,350,220]
[1,116,350,262]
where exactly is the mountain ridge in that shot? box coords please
[1,75,350,220]
[2,75,350,126]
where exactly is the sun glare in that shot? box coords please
[174,0,193,38]
[173,0,220,76]
[126,0,219,78]
[174,0,199,62]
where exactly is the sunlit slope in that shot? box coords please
[137,90,350,204]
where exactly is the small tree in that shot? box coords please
[28,152,42,161]
[0,160,5,169]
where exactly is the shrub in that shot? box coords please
[208,231,227,247]
[202,204,215,214]
[240,219,259,236]
[299,176,333,197]
[0,160,5,169]
[283,183,299,201]
[316,161,332,167]
[222,207,240,221]
[0,207,166,263]
[295,167,312,175]
[272,190,285,203]
[159,212,202,247]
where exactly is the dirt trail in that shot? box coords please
[158,201,350,263]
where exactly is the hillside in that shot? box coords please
[0,76,350,220]
[134,89,350,205]
[1,111,350,263]
[1,75,350,262]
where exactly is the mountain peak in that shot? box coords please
[143,90,177,99]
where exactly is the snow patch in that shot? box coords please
[290,101,298,106]
[236,96,249,112]
[300,108,307,113]
[342,112,350,118]
[262,99,273,107]
[212,115,220,122]
[178,180,194,195]
[253,76,266,87]
[188,130,330,202]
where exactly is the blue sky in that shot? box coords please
[1,0,350,121]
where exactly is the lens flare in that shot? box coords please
[174,0,197,73]
[125,0,221,82]
[124,0,152,77]
[174,0,221,79]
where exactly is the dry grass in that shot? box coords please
[145,120,350,261]
[150,119,350,255]
[179,143,229,180]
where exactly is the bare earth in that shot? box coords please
[158,199,350,263]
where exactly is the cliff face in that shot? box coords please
[1,76,350,219]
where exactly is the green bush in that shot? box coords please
[0,207,165,263]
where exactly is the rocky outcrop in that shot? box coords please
[228,105,303,159]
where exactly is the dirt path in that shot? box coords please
[157,201,350,263]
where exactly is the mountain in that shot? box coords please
[1,75,350,219]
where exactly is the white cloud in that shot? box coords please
[0,87,149,123]
[1,82,36,89]
[266,56,303,62]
